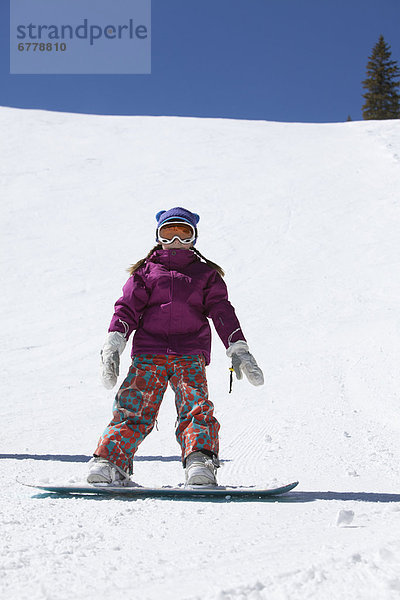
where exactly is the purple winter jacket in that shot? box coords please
[108,249,245,365]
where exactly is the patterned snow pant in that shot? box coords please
[94,354,220,474]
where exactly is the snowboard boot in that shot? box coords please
[87,456,130,485]
[185,451,218,486]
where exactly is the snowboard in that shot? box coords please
[20,480,298,499]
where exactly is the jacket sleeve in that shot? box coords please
[203,270,246,349]
[108,272,150,340]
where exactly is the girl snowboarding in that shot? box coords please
[88,207,264,486]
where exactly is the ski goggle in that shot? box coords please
[157,221,196,244]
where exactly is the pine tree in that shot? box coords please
[362,35,400,120]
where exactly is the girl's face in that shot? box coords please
[161,239,193,250]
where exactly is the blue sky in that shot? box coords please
[1,0,400,123]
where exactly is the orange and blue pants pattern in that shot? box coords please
[94,354,220,474]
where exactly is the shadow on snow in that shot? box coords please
[27,489,400,504]
[292,490,400,503]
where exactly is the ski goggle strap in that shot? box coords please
[157,221,196,244]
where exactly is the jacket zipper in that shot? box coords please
[168,257,174,353]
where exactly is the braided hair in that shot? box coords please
[191,247,224,277]
[127,244,162,275]
[128,245,224,277]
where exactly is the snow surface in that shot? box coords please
[1,107,400,599]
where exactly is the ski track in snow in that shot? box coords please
[1,108,400,599]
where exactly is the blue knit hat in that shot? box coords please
[156,207,200,243]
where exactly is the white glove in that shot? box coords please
[101,331,127,389]
[226,340,264,386]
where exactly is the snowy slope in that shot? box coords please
[1,107,400,599]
